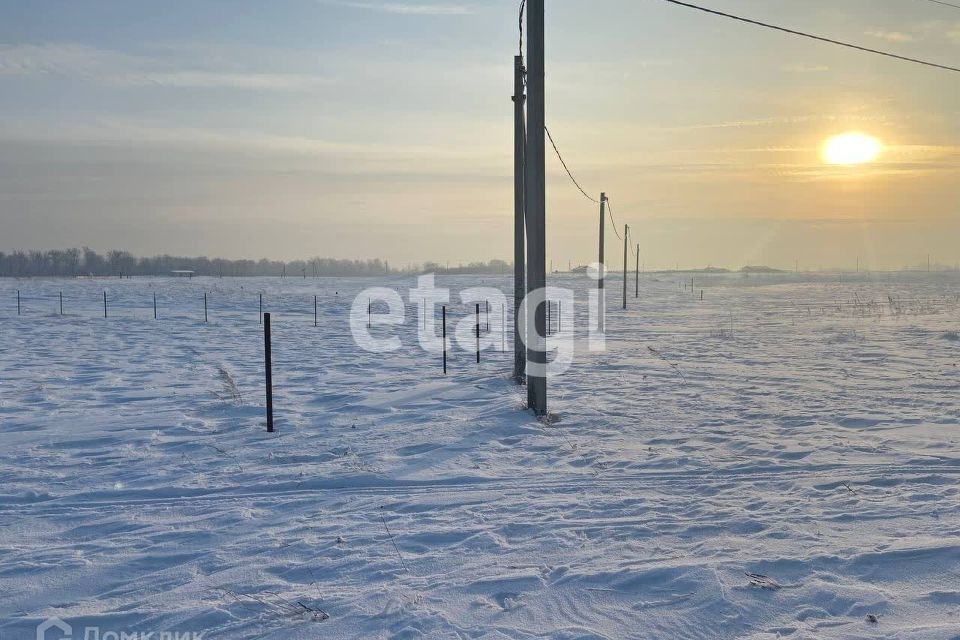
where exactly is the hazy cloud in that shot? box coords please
[864,29,915,43]
[336,2,473,15]
[781,63,830,74]
[0,43,325,92]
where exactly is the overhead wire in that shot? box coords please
[659,0,960,74]
[545,126,601,204]
[923,0,960,10]
[606,199,623,241]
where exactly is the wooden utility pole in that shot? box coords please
[622,224,629,310]
[635,244,639,298]
[525,0,547,416]
[598,192,606,331]
[513,54,526,383]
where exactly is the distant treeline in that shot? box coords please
[0,248,513,278]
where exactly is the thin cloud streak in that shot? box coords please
[335,1,473,15]
[0,43,327,92]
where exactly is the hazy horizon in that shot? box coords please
[2,0,959,270]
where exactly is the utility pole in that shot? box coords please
[635,243,639,298]
[525,0,547,416]
[622,224,628,310]
[513,54,526,384]
[598,192,606,330]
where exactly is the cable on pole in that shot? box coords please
[660,0,960,74]
[519,0,526,57]
[545,126,601,204]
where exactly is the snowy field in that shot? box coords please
[2,272,960,639]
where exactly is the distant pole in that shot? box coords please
[442,305,447,374]
[259,293,263,324]
[103,291,107,318]
[598,193,606,330]
[502,305,506,351]
[367,299,371,329]
[203,293,208,323]
[314,295,318,327]
[475,303,481,364]
[622,224,628,310]
[263,312,274,433]
[513,53,527,383]
[635,244,639,298]
[153,293,157,319]
[59,291,63,315]
[525,0,546,415]
[17,290,20,315]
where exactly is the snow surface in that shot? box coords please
[2,272,960,639]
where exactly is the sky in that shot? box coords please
[1,0,959,270]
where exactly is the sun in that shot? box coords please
[821,132,882,165]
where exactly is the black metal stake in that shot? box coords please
[442,305,447,374]
[314,295,318,327]
[204,293,208,323]
[475,303,480,363]
[103,291,107,318]
[59,292,63,315]
[264,312,274,432]
[153,293,157,319]
[259,293,263,324]
[17,289,20,315]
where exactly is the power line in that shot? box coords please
[606,198,623,241]
[660,0,960,74]
[924,0,960,10]
[545,126,601,204]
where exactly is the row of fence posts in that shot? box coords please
[254,299,495,432]
[13,292,516,336]
[680,277,705,301]
[16,290,327,324]
[16,289,508,433]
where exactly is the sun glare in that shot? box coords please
[821,132,882,165]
